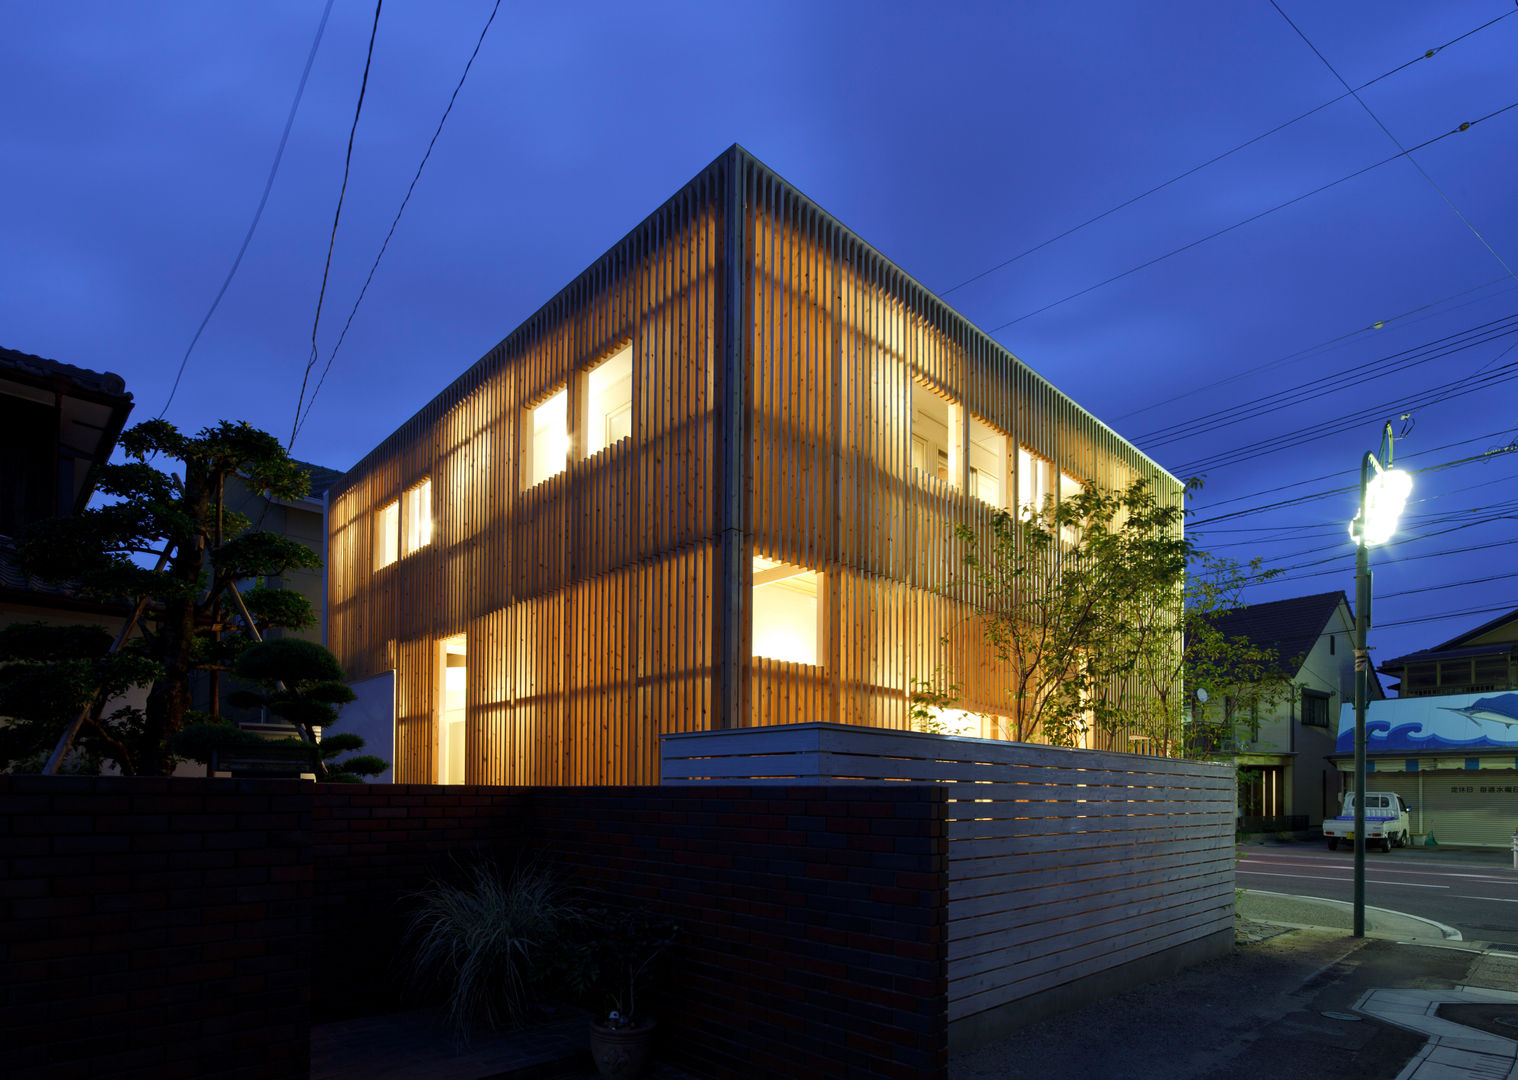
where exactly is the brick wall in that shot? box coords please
[308,784,528,1020]
[311,784,950,1080]
[0,776,312,1080]
[2,779,949,1080]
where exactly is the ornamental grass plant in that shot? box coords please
[403,860,569,1040]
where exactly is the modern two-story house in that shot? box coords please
[326,146,1180,786]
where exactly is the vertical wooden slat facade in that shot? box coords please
[327,146,1179,784]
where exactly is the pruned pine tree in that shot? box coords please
[6,419,380,778]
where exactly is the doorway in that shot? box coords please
[437,635,467,784]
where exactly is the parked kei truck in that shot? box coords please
[1323,791,1413,852]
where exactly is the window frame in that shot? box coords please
[402,478,432,556]
[751,556,826,667]
[522,385,569,490]
[1300,688,1331,728]
[966,412,1009,511]
[374,498,399,570]
[582,341,634,459]
[910,378,960,488]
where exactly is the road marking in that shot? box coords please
[1455,894,1518,903]
[1242,859,1518,887]
[1440,872,1518,885]
[1238,869,1448,888]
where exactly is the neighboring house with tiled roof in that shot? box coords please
[1378,605,1518,698]
[1199,591,1382,831]
[0,347,138,770]
[0,345,133,538]
[0,345,134,606]
[1,345,343,775]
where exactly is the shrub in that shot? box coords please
[403,861,568,1039]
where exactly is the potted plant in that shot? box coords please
[557,904,678,1080]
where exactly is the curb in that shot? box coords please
[1244,890,1463,941]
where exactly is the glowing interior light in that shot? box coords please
[922,707,980,738]
[1348,466,1411,547]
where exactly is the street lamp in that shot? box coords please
[1346,420,1411,938]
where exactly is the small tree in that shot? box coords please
[0,624,160,773]
[1177,555,1299,759]
[946,477,1289,754]
[6,419,372,776]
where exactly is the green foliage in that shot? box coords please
[403,862,570,1040]
[908,667,965,735]
[5,419,327,775]
[238,584,316,633]
[167,719,270,763]
[226,639,383,781]
[0,623,161,774]
[548,904,679,1028]
[1179,554,1297,759]
[949,478,1188,745]
[946,477,1288,755]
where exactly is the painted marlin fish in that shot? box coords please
[1441,693,1518,730]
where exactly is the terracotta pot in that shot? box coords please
[589,1018,656,1080]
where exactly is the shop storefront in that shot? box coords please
[1333,691,1518,848]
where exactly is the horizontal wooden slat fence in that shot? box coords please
[661,722,1236,1050]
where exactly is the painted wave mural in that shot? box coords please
[1335,691,1518,754]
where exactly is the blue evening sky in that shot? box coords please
[3,1,1515,670]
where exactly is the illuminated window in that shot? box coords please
[1059,471,1083,543]
[967,414,1008,510]
[918,705,982,738]
[1017,446,1054,517]
[752,556,823,666]
[402,479,432,555]
[437,635,466,785]
[524,387,568,488]
[584,344,633,457]
[375,499,399,570]
[911,379,959,486]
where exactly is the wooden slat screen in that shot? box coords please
[741,153,1180,743]
[328,158,724,784]
[328,146,1179,785]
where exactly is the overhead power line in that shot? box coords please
[290,0,385,448]
[989,98,1518,333]
[1378,571,1518,602]
[1186,428,1518,528]
[1271,0,1518,288]
[1276,534,1518,577]
[937,8,1517,300]
[1200,468,1518,541]
[291,0,504,449]
[1113,275,1515,423]
[1172,352,1518,474]
[1139,311,1518,447]
[158,0,336,418]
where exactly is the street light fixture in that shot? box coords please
[1347,420,1411,938]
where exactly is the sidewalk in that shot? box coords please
[950,891,1518,1080]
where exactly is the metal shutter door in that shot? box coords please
[1420,771,1518,847]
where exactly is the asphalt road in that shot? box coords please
[1237,843,1518,946]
